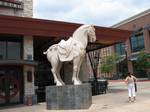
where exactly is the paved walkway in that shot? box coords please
[0,81,150,112]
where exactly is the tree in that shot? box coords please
[100,54,120,74]
[135,50,150,78]
[135,50,150,71]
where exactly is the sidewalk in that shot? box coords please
[96,100,150,112]
[0,81,150,112]
[109,78,150,82]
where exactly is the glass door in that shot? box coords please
[0,66,23,106]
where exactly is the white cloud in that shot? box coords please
[33,0,150,26]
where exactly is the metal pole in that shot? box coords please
[124,45,128,75]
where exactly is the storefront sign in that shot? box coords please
[0,0,23,9]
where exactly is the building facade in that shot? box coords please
[112,9,150,78]
[0,0,131,107]
[0,0,37,106]
[0,0,33,17]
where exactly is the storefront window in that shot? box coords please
[0,41,6,59]
[7,42,21,60]
[131,34,145,52]
[0,40,21,60]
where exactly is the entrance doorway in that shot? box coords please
[34,37,64,102]
[0,66,23,106]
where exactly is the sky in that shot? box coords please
[33,0,150,27]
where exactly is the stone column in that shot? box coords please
[23,36,37,105]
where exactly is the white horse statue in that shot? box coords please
[43,24,96,86]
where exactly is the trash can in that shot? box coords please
[89,78,108,95]
[97,79,108,94]
[27,96,32,106]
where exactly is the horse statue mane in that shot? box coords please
[43,24,96,86]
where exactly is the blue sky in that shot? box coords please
[33,0,150,27]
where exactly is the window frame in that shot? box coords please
[130,33,145,53]
[0,37,22,60]
[115,43,125,56]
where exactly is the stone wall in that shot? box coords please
[22,0,33,17]
[0,0,33,17]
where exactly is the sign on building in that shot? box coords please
[0,0,23,9]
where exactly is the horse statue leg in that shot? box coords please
[76,56,84,83]
[72,56,83,85]
[51,59,65,86]
[56,61,65,85]
[47,51,65,86]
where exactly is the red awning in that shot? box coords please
[0,15,132,46]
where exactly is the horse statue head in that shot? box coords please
[72,25,96,49]
[87,25,96,43]
[43,24,96,86]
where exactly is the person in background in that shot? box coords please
[125,72,137,102]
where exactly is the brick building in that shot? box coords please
[112,9,150,78]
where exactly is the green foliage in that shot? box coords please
[100,53,120,74]
[135,50,150,70]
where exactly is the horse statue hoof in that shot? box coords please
[56,81,65,86]
[73,79,82,85]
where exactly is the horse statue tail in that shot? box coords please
[43,49,49,55]
[43,45,57,55]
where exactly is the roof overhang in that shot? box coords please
[0,15,132,49]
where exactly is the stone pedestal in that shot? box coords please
[46,83,92,110]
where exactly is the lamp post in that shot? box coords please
[124,45,128,75]
[124,46,127,60]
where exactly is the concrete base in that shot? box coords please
[46,83,92,110]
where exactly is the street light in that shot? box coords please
[124,45,127,59]
[119,44,128,79]
[124,44,128,75]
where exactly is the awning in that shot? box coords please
[115,55,126,63]
[128,54,139,61]
[0,15,132,51]
[128,52,150,61]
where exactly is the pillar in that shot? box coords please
[125,39,134,74]
[23,36,37,105]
